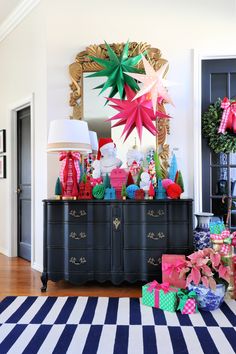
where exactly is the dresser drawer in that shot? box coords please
[47,204,66,222]
[124,250,163,273]
[67,203,111,222]
[168,223,192,248]
[47,223,111,249]
[124,224,167,249]
[123,204,167,223]
[67,250,111,273]
[168,202,191,222]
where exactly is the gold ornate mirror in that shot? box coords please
[69,42,170,176]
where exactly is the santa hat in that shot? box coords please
[97,138,115,160]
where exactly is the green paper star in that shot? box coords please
[87,41,144,100]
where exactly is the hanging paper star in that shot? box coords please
[86,41,144,100]
[125,55,174,113]
[107,84,170,142]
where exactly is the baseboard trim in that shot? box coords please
[0,247,10,257]
[0,0,41,43]
[32,261,43,273]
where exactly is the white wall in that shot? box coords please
[0,0,236,271]
[0,1,47,270]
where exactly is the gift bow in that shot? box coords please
[177,290,198,312]
[211,230,236,254]
[147,280,171,294]
[162,260,186,277]
[218,97,236,134]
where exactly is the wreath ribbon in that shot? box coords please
[218,97,236,134]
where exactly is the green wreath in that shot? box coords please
[202,98,236,153]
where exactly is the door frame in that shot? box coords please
[193,50,236,215]
[7,94,35,267]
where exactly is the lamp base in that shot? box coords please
[62,196,77,200]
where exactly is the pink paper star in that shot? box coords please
[107,84,170,142]
[125,55,174,113]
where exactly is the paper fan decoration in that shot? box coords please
[86,41,144,101]
[107,84,170,142]
[125,55,174,113]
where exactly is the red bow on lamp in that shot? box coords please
[59,152,81,197]
[218,97,236,134]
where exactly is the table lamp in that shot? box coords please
[47,119,92,198]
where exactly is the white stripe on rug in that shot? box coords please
[128,324,144,354]
[188,312,206,326]
[65,324,91,354]
[67,297,88,324]
[181,327,204,354]
[225,299,236,313]
[154,326,173,354]
[42,297,68,324]
[92,297,109,324]
[7,324,40,354]
[0,324,16,343]
[208,327,235,354]
[163,311,180,326]
[211,307,233,327]
[37,324,66,354]
[18,297,48,324]
[0,297,27,323]
[96,325,117,354]
[140,301,155,325]
[116,298,130,324]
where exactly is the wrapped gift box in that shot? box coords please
[142,280,178,312]
[177,290,198,314]
[162,254,186,289]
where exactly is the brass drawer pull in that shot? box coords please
[69,256,86,266]
[69,231,87,240]
[147,232,165,240]
[147,209,164,218]
[69,209,87,218]
[147,257,161,266]
[113,217,121,230]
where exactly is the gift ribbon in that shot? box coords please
[177,290,198,313]
[162,260,186,277]
[59,151,80,196]
[147,281,176,307]
[218,97,236,134]
[211,230,236,254]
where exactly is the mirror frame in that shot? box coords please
[69,42,170,176]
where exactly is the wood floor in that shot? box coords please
[0,254,141,301]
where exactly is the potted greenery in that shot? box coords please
[178,248,230,311]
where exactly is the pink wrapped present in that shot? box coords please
[162,254,186,288]
[177,290,198,314]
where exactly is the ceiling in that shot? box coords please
[0,0,24,26]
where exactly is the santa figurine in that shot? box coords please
[92,138,122,178]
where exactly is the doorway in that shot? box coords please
[201,59,236,227]
[17,106,31,261]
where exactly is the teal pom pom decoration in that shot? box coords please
[92,184,105,199]
[126,184,139,199]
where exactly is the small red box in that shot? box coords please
[162,254,186,289]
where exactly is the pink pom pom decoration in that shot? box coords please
[162,179,174,190]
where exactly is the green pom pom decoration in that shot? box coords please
[92,184,105,200]
[202,98,236,153]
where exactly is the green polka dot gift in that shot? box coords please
[142,280,178,312]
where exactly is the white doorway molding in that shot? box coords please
[7,94,35,268]
[193,50,236,215]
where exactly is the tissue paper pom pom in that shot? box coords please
[126,184,139,199]
[162,178,174,190]
[92,184,105,199]
[166,183,182,199]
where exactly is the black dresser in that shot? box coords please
[41,199,193,291]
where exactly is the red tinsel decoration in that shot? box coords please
[166,183,182,199]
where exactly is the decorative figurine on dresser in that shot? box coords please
[41,40,194,291]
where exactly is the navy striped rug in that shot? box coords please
[0,296,235,354]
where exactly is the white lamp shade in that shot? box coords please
[47,119,92,153]
[89,131,98,153]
